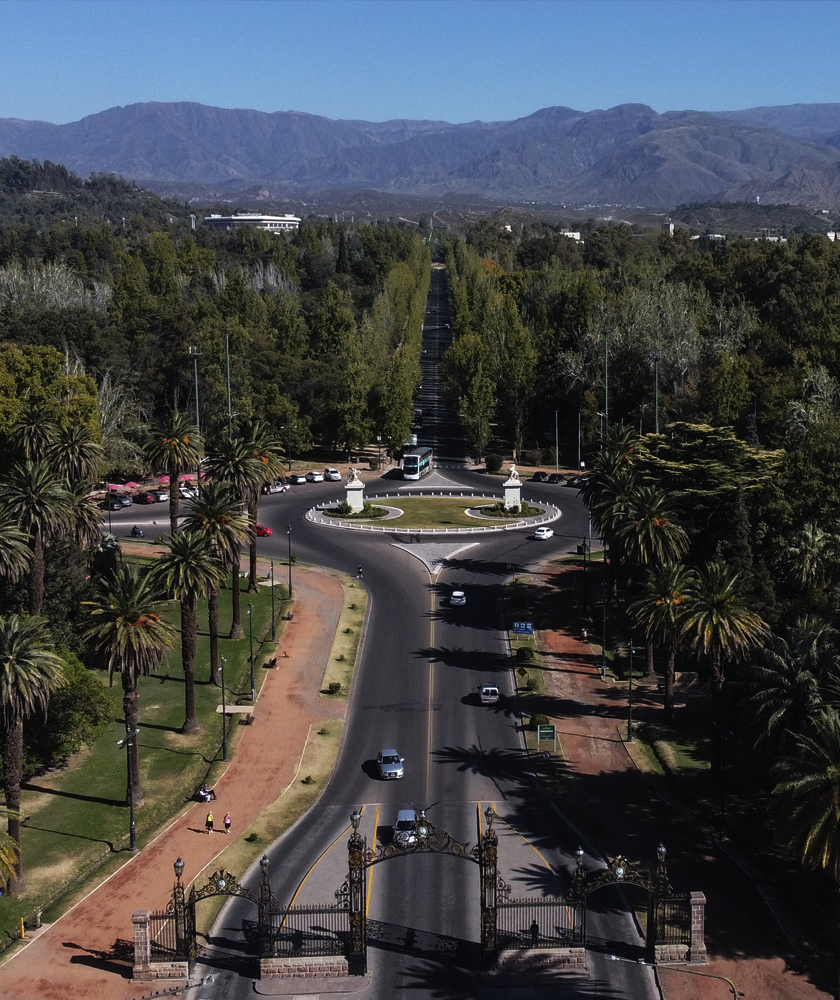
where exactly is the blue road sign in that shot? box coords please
[512,621,534,634]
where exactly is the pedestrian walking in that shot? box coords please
[205,811,214,835]
[224,812,231,835]
[357,565,363,579]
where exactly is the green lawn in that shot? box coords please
[380,496,533,528]
[0,571,286,947]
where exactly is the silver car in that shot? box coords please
[394,808,418,847]
[377,748,404,779]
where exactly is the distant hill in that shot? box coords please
[4,101,840,209]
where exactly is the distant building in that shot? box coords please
[560,230,581,241]
[662,222,675,235]
[203,213,301,233]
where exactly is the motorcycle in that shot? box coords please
[130,526,144,538]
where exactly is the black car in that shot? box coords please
[531,471,549,483]
[133,491,157,504]
[114,492,133,506]
[100,496,124,511]
[547,473,564,484]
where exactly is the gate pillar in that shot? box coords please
[346,810,367,975]
[688,892,707,964]
[132,909,152,980]
[479,807,500,971]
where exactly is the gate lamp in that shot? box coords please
[174,857,185,884]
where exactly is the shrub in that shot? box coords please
[369,456,379,471]
[516,646,536,662]
[328,682,341,694]
[531,713,550,729]
[485,453,504,473]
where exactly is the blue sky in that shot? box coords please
[2,0,838,124]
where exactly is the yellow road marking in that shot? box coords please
[494,808,564,893]
[365,804,380,915]
[427,583,436,803]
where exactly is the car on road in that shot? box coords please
[564,476,587,488]
[323,467,341,482]
[255,524,272,537]
[534,526,554,540]
[377,748,404,780]
[450,590,466,606]
[305,471,324,482]
[261,479,289,494]
[547,473,564,484]
[530,471,549,482]
[288,473,308,484]
[133,491,159,504]
[393,808,419,847]
[479,683,500,705]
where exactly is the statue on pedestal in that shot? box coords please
[507,464,520,482]
[346,466,360,483]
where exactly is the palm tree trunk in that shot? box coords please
[664,646,676,720]
[122,673,144,808]
[169,462,180,537]
[645,641,655,676]
[247,490,259,594]
[181,593,200,733]
[230,552,244,639]
[3,717,26,895]
[209,588,220,686]
[28,532,44,618]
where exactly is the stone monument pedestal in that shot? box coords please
[345,478,365,512]
[503,476,522,511]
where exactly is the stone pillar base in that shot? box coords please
[260,955,350,979]
[495,947,587,971]
[345,481,365,512]
[503,480,522,510]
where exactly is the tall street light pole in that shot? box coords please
[603,329,610,438]
[287,525,293,598]
[225,331,233,438]
[270,560,276,641]
[188,346,202,433]
[220,657,228,761]
[652,347,662,435]
[248,603,255,702]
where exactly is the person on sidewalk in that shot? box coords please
[224,812,231,834]
[357,565,363,579]
[205,812,214,835]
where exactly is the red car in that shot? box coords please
[255,524,272,537]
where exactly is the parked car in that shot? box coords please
[323,467,341,482]
[393,808,419,847]
[377,748,404,780]
[100,496,124,511]
[547,473,564,484]
[479,683,500,705]
[261,479,289,494]
[114,493,133,506]
[289,473,308,484]
[564,476,587,488]
[450,590,466,606]
[255,524,272,537]
[179,485,198,499]
[530,471,549,482]
[534,526,554,540]
[133,491,158,504]
[305,471,324,483]
[148,489,169,502]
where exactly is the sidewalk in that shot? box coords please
[0,568,346,1000]
[535,563,831,1000]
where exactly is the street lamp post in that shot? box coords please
[248,603,255,702]
[117,726,139,851]
[220,657,228,761]
[651,347,662,435]
[187,346,202,433]
[627,642,641,742]
[603,329,610,436]
[601,542,608,682]
[173,857,186,955]
[287,525,293,598]
[270,560,276,641]
[225,331,233,438]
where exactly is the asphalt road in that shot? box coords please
[101,265,657,998]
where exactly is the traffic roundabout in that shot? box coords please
[305,490,562,534]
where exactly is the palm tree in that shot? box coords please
[239,420,284,593]
[772,710,840,1000]
[0,524,31,583]
[7,404,59,464]
[181,482,249,685]
[154,532,226,733]
[0,614,66,894]
[90,531,121,581]
[0,462,73,616]
[64,480,104,551]
[736,617,840,760]
[144,412,204,537]
[204,437,264,639]
[628,562,696,718]
[780,522,839,606]
[85,565,177,807]
[680,560,768,713]
[45,422,104,483]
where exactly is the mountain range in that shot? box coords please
[3,101,840,209]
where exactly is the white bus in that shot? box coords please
[402,447,433,480]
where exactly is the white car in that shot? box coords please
[323,467,341,482]
[450,590,466,606]
[305,471,324,483]
[479,683,500,705]
[534,526,554,540]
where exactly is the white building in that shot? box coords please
[203,213,301,233]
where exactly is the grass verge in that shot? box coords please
[374,497,512,528]
[320,579,368,697]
